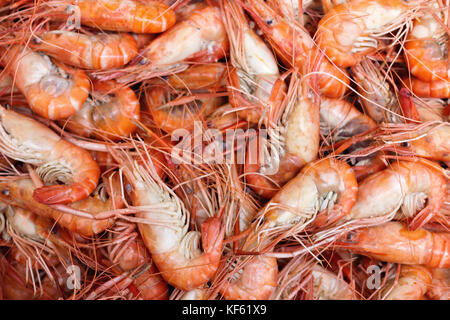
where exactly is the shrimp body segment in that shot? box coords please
[64,79,140,141]
[0,107,100,205]
[404,13,449,82]
[316,0,411,68]
[155,63,227,91]
[220,255,279,300]
[32,31,139,70]
[144,6,228,65]
[265,158,357,228]
[349,161,446,229]
[70,0,176,34]
[0,46,90,120]
[339,222,450,268]
[404,77,450,99]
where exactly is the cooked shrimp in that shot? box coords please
[318,97,384,182]
[256,158,357,229]
[206,103,248,131]
[222,0,286,124]
[121,157,224,291]
[244,0,350,98]
[63,79,140,141]
[349,161,446,229]
[316,0,415,68]
[0,176,122,236]
[144,85,224,133]
[380,265,432,300]
[245,77,320,198]
[51,0,176,34]
[337,221,450,268]
[31,31,138,70]
[222,157,356,298]
[3,205,71,280]
[90,150,117,172]
[143,6,228,65]
[350,152,387,182]
[271,253,315,300]
[404,10,449,82]
[0,46,90,120]
[0,107,100,205]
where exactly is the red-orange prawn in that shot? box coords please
[0,46,90,120]
[63,79,140,141]
[31,31,139,70]
[337,221,450,268]
[244,0,350,98]
[0,107,100,205]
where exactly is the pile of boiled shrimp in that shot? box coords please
[0,0,447,300]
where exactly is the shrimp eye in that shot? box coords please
[345,231,357,243]
[266,19,273,25]
[140,59,148,65]
[1,189,9,196]
[33,37,41,45]
[401,142,410,147]
[125,184,132,193]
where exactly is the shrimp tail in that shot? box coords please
[201,217,224,254]
[33,184,89,205]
